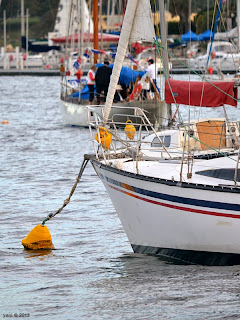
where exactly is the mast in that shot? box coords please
[166,0,170,37]
[103,0,140,123]
[207,0,209,30]
[21,0,25,36]
[93,0,98,64]
[188,0,191,33]
[78,0,81,55]
[206,0,224,67]
[159,0,172,123]
[80,0,85,58]
[87,0,92,51]
[107,0,110,33]
[26,8,29,68]
[237,0,240,50]
[3,9,6,50]
[100,0,103,53]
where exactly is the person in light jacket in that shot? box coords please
[87,65,97,104]
[146,58,160,100]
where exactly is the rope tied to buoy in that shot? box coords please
[41,157,89,226]
[22,154,95,250]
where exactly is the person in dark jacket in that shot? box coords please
[95,60,112,105]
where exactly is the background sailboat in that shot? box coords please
[58,0,165,127]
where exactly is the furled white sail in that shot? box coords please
[104,0,155,123]
[53,0,93,38]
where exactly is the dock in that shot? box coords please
[0,69,60,76]
[0,68,237,76]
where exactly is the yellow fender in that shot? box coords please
[95,127,112,149]
[124,120,136,140]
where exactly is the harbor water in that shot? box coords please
[1,76,240,319]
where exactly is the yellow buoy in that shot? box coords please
[95,127,112,149]
[22,224,54,250]
[124,120,136,140]
[1,120,9,124]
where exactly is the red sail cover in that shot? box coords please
[52,32,120,43]
[165,79,237,107]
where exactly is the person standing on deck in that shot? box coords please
[95,60,112,105]
[87,65,97,104]
[146,58,159,100]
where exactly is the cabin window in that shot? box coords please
[151,135,171,148]
[196,168,240,182]
[214,45,237,53]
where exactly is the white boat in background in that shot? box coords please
[189,41,240,73]
[86,0,240,266]
[0,51,44,69]
[60,79,164,127]
[58,0,165,128]
[136,47,172,73]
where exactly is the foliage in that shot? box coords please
[0,0,59,42]
[167,22,180,35]
[0,0,237,45]
[195,9,215,34]
[168,0,190,34]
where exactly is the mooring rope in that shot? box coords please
[41,155,94,226]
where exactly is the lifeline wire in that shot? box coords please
[154,38,238,162]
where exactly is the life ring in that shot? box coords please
[211,51,216,59]
[208,66,213,75]
[129,83,142,101]
[75,69,83,80]
[189,51,194,58]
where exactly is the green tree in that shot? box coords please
[169,0,190,34]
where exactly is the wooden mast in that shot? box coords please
[93,0,99,64]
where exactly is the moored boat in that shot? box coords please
[86,0,240,266]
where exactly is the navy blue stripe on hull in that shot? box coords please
[99,173,240,212]
[131,245,240,266]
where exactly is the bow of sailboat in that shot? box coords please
[85,0,240,266]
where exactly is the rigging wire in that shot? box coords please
[154,38,238,162]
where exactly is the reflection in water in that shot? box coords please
[23,249,54,259]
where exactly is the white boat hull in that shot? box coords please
[92,159,240,265]
[60,99,92,126]
[189,53,240,72]
[60,98,162,127]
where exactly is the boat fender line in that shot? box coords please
[21,156,90,250]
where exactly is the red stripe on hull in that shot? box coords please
[109,184,240,220]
